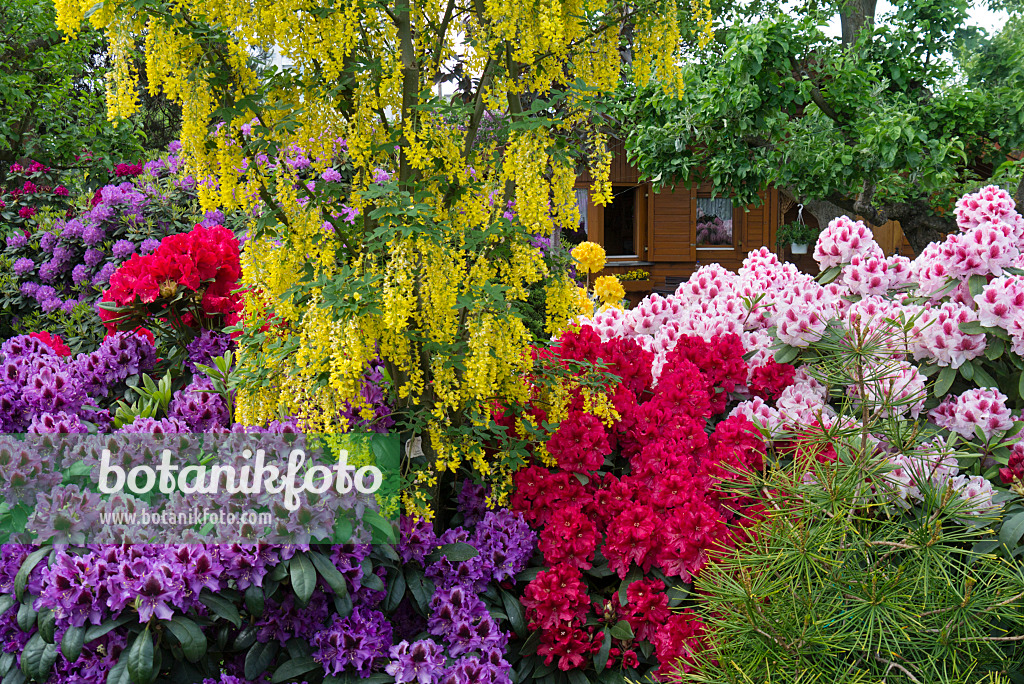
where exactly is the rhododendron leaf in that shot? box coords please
[618,566,643,607]
[267,562,288,582]
[126,627,155,684]
[972,365,998,389]
[333,516,354,543]
[500,587,527,638]
[384,569,406,613]
[986,338,1005,360]
[585,562,616,578]
[164,617,207,663]
[987,325,1011,342]
[960,361,975,381]
[973,539,1001,555]
[515,567,543,583]
[289,553,317,606]
[66,460,91,478]
[532,662,558,680]
[243,641,279,682]
[609,619,634,641]
[0,597,11,619]
[285,637,313,658]
[16,602,36,633]
[20,633,57,682]
[0,652,13,677]
[568,669,590,684]
[666,584,690,606]
[519,633,542,657]
[968,274,988,298]
[363,509,398,544]
[308,551,349,599]
[431,542,480,563]
[774,344,799,365]
[958,321,985,335]
[818,266,841,285]
[84,614,134,642]
[404,567,433,615]
[244,586,265,618]
[272,655,319,679]
[333,591,354,619]
[975,425,990,443]
[935,367,956,397]
[105,652,130,684]
[233,625,257,652]
[14,547,50,601]
[594,631,612,674]
[573,473,589,485]
[36,609,55,644]
[998,510,1024,552]
[362,569,386,593]
[199,590,242,627]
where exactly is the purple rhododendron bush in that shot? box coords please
[3,181,1024,683]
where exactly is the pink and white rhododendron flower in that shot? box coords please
[928,388,1015,441]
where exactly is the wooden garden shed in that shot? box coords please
[575,138,780,298]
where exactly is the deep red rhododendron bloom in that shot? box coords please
[99,224,242,332]
[538,505,598,569]
[522,563,591,630]
[656,499,729,580]
[625,579,672,642]
[516,324,768,676]
[604,503,659,578]
[648,359,712,420]
[652,610,710,680]
[749,359,797,400]
[537,623,594,671]
[664,333,747,413]
[546,411,610,473]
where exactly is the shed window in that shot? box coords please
[696,197,734,248]
[604,186,637,256]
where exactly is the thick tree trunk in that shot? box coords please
[899,212,948,255]
[840,0,878,46]
[803,198,849,230]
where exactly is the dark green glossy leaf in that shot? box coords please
[270,656,319,683]
[289,553,316,606]
[126,627,155,684]
[164,616,207,663]
[60,626,86,663]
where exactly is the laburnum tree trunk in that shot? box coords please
[839,0,877,46]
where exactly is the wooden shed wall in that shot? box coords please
[577,139,781,289]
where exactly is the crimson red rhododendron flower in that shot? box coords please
[98,224,242,333]
[514,326,767,677]
[522,563,590,629]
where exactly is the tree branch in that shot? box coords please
[809,86,844,124]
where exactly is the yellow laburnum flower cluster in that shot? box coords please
[691,0,715,48]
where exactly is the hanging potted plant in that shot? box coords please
[776,220,819,255]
